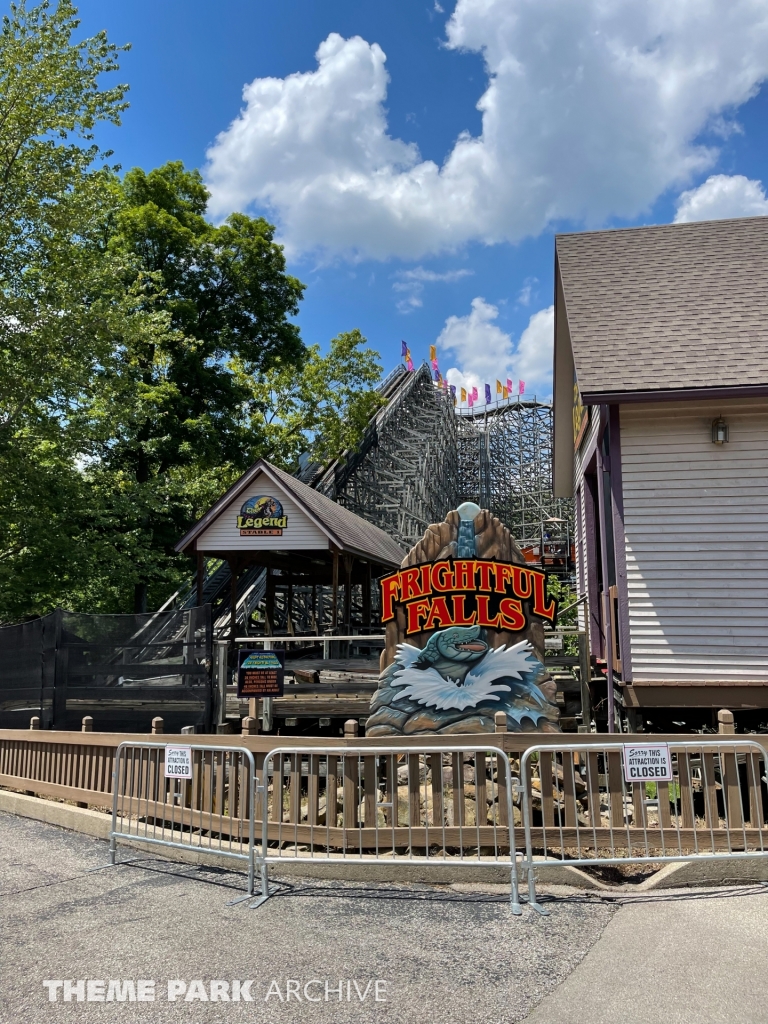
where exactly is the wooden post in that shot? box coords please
[362,561,372,630]
[248,639,269,730]
[29,716,40,730]
[286,574,294,635]
[242,717,258,736]
[265,569,275,636]
[343,554,353,631]
[578,623,592,729]
[494,711,507,733]
[181,725,195,735]
[81,716,93,733]
[344,719,358,738]
[247,699,261,731]
[228,559,239,642]
[196,550,204,606]
[151,717,164,734]
[332,550,339,630]
[718,709,735,734]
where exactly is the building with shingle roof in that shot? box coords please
[552,217,768,729]
[176,458,405,639]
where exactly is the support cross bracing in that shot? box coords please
[172,365,573,635]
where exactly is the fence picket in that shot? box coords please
[519,738,768,916]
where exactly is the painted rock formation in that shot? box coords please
[367,503,560,736]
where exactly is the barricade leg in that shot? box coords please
[510,858,522,916]
[520,752,549,916]
[109,748,121,865]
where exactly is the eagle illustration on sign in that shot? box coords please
[367,502,561,735]
[237,495,288,536]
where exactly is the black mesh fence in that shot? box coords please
[0,605,212,733]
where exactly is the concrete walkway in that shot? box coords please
[2,810,768,1023]
[525,885,768,1024]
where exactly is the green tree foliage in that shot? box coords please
[84,162,308,612]
[0,0,128,431]
[0,0,135,621]
[0,7,385,621]
[546,573,579,657]
[244,329,385,469]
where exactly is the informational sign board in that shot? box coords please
[573,373,590,451]
[237,495,287,537]
[237,649,285,698]
[164,745,193,779]
[623,743,673,783]
[380,558,557,636]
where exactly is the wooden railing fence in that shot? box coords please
[2,730,767,855]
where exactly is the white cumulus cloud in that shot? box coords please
[440,299,553,400]
[674,174,768,222]
[205,2,768,259]
[392,266,473,312]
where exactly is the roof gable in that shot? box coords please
[194,471,328,553]
[176,459,405,569]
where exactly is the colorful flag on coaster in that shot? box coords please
[507,377,513,392]
[471,386,478,401]
[431,358,439,371]
[496,379,502,394]
[502,385,509,399]
[468,392,474,407]
[518,380,525,394]
[406,355,414,371]
[461,387,467,402]
[429,345,437,361]
[450,385,456,398]
[485,383,492,404]
[401,340,408,357]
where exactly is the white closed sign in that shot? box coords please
[164,745,193,779]
[623,743,673,783]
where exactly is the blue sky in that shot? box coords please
[73,0,768,401]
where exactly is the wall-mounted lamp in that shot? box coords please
[711,416,729,445]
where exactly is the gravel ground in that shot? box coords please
[0,810,614,1024]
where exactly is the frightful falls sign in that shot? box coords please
[367,502,561,736]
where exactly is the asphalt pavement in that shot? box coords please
[2,810,768,1024]
[0,810,612,1024]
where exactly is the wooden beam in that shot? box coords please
[343,554,353,630]
[332,549,339,629]
[362,562,372,628]
[196,550,204,607]
[228,559,239,642]
[265,569,275,636]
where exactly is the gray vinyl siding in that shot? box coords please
[620,399,768,682]
[196,477,328,552]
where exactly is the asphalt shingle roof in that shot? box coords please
[556,217,768,398]
[176,459,405,569]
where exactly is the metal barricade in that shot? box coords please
[253,744,522,913]
[109,741,257,903]
[519,738,768,914]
